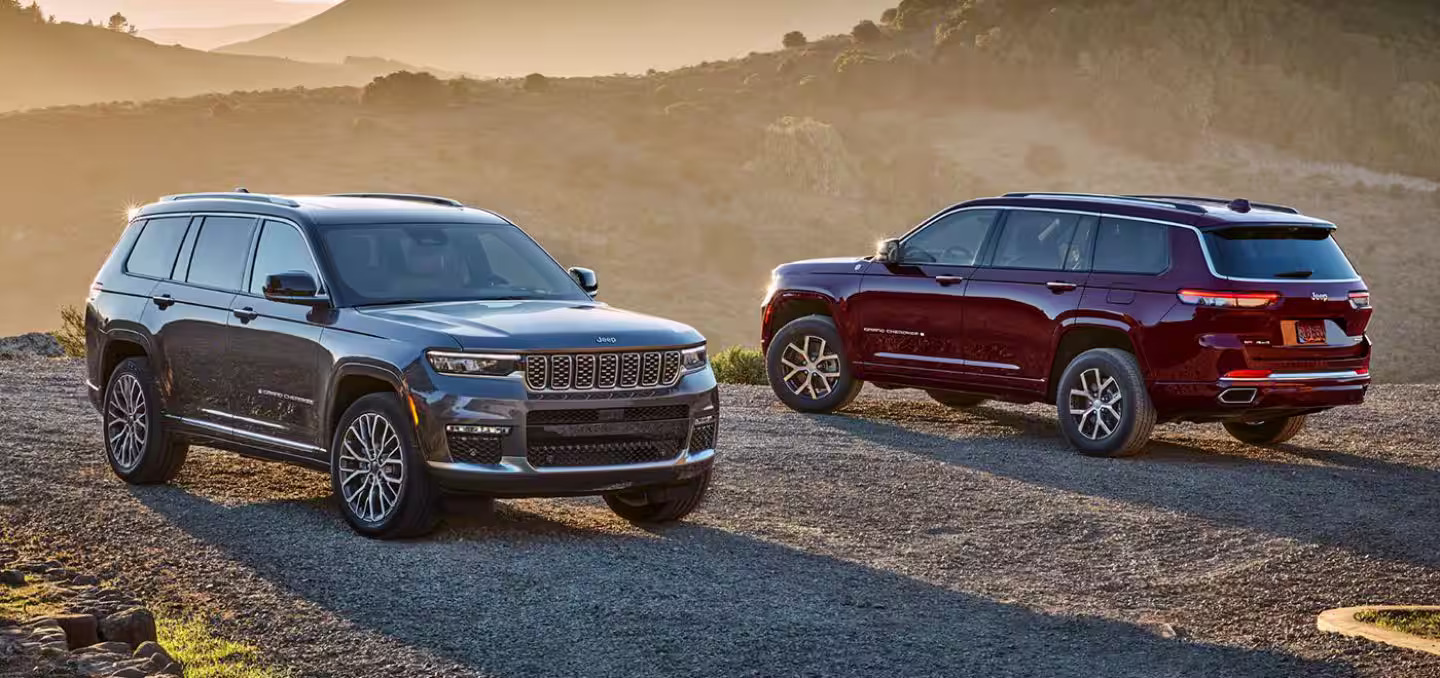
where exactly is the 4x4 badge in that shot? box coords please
[1312,292,1329,301]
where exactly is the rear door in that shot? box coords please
[960,210,1095,390]
[850,208,999,379]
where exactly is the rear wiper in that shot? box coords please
[1273,270,1314,279]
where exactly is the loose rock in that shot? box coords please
[99,608,157,648]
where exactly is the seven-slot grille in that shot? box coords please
[525,350,684,392]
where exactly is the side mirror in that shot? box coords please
[569,267,599,297]
[263,271,328,307]
[875,238,903,265]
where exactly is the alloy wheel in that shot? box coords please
[779,335,842,400]
[105,374,148,472]
[1068,367,1124,440]
[338,413,406,524]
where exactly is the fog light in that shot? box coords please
[446,424,512,436]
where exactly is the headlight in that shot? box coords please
[427,351,522,377]
[681,344,708,372]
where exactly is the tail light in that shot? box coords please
[1223,369,1273,379]
[1177,289,1279,309]
[1348,291,1371,309]
[87,282,103,303]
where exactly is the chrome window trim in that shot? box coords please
[242,217,331,298]
[893,205,1361,283]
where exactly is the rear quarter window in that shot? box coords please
[1204,226,1358,280]
[124,217,190,279]
[1093,218,1170,275]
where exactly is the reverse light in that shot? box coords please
[1178,289,1279,309]
[1349,291,1372,309]
[426,351,522,377]
[681,344,709,373]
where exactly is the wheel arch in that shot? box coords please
[326,361,408,445]
[761,289,840,352]
[98,331,152,389]
[1047,320,1146,401]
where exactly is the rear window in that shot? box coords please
[124,217,190,279]
[1204,226,1358,280]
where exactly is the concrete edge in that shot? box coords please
[1317,606,1440,656]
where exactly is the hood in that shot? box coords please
[775,256,869,276]
[356,300,704,351]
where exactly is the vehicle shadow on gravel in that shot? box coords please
[132,488,1354,678]
[815,405,1440,571]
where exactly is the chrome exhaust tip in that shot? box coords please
[1218,388,1258,405]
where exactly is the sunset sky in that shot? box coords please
[38,0,339,28]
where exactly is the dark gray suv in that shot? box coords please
[85,191,718,538]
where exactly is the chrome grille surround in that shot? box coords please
[524,350,685,393]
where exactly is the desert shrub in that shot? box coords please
[711,347,766,385]
[523,73,550,92]
[881,8,899,24]
[207,98,235,118]
[782,30,808,49]
[852,20,884,44]
[776,57,798,75]
[750,116,861,196]
[1023,143,1065,178]
[54,306,85,358]
[362,71,449,108]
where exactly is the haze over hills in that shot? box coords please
[138,23,289,51]
[37,0,336,28]
[219,0,898,76]
[0,7,411,111]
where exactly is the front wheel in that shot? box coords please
[1055,348,1156,457]
[330,393,438,539]
[604,469,712,524]
[766,315,862,414]
[1223,416,1307,446]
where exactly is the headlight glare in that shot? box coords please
[427,351,522,377]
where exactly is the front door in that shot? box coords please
[226,220,329,453]
[850,208,999,380]
[961,210,1095,392]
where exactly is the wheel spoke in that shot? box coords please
[341,412,404,524]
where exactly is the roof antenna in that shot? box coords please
[1228,198,1252,213]
[234,187,250,194]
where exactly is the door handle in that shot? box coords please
[232,307,259,322]
[1046,281,1078,292]
[934,275,965,286]
[150,294,174,309]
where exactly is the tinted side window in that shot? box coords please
[991,210,1080,271]
[249,221,319,295]
[1094,218,1171,274]
[186,216,258,291]
[124,217,190,279]
[902,209,998,266]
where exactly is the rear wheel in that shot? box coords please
[1223,416,1307,446]
[330,393,438,539]
[604,469,711,524]
[926,390,987,409]
[103,357,187,484]
[766,315,862,414]
[1055,348,1156,457]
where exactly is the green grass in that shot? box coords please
[1355,609,1440,640]
[0,583,66,621]
[157,616,288,678]
[711,346,767,385]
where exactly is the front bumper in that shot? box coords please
[429,448,715,497]
[1152,370,1369,422]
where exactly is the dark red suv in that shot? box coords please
[760,193,1373,456]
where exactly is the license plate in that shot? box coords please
[1295,320,1326,345]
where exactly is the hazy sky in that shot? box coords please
[38,0,339,28]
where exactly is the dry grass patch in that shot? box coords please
[1355,609,1440,640]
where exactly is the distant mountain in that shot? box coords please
[218,0,897,76]
[42,0,335,29]
[0,12,401,111]
[138,23,289,51]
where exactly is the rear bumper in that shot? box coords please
[1152,370,1369,422]
[428,448,714,497]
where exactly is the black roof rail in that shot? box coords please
[329,193,465,208]
[161,192,300,207]
[1125,194,1300,215]
[1001,192,1207,214]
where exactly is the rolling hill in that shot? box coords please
[137,23,289,51]
[218,0,898,76]
[0,9,402,111]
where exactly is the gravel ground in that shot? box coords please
[2,358,1439,677]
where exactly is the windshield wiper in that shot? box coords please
[1273,270,1314,279]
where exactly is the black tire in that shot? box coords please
[102,357,187,484]
[330,393,438,539]
[1054,348,1156,457]
[1223,416,1307,446]
[766,315,862,414]
[926,390,987,409]
[603,468,711,524]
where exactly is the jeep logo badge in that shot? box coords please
[596,336,618,344]
[1311,292,1329,301]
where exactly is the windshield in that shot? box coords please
[318,223,589,305]
[1203,226,1359,280]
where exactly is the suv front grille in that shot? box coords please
[525,350,683,392]
[528,405,690,426]
[528,439,685,468]
[689,423,718,452]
